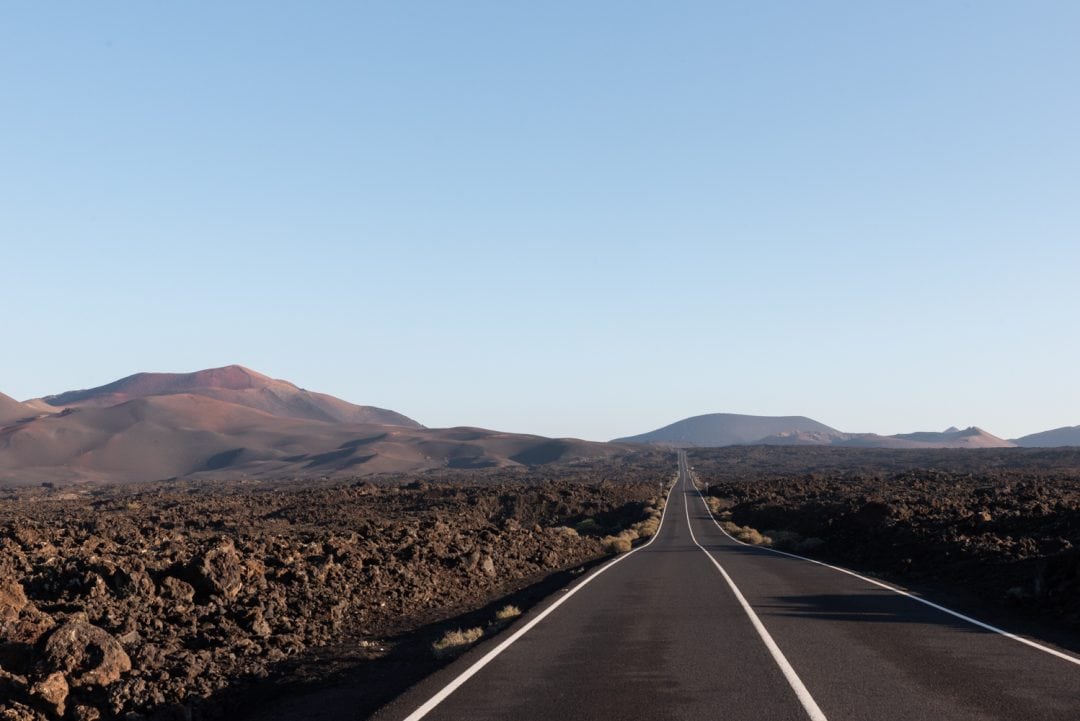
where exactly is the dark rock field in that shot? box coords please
[691,446,1080,635]
[0,456,671,720]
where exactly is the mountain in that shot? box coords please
[619,415,1016,449]
[34,365,421,428]
[1013,426,1080,448]
[0,369,626,485]
[0,392,37,426]
[614,413,840,446]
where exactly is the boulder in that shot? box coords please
[41,621,131,688]
[188,541,243,600]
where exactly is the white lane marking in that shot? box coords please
[398,477,681,721]
[680,467,829,721]
[687,467,1080,669]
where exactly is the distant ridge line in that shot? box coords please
[615,413,1017,449]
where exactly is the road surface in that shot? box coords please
[376,452,1079,720]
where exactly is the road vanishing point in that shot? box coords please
[377,451,1079,721]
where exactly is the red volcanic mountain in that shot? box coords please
[35,365,421,428]
[0,367,623,485]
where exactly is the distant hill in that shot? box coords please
[619,415,1017,449]
[1013,426,1080,448]
[34,365,421,428]
[834,427,1015,449]
[0,392,36,426]
[614,413,840,447]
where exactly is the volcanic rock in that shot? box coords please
[29,672,68,716]
[41,621,131,688]
[0,580,27,623]
[187,541,243,601]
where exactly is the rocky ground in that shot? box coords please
[0,454,673,720]
[690,446,1080,636]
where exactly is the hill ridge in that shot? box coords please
[33,365,422,429]
[618,414,1016,449]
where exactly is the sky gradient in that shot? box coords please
[3,2,1078,441]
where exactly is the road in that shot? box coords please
[376,452,1080,720]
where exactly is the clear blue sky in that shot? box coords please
[2,2,1078,441]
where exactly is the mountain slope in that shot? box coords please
[35,365,421,428]
[1013,426,1080,448]
[0,392,36,426]
[0,393,624,485]
[614,413,840,446]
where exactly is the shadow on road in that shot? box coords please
[759,592,987,634]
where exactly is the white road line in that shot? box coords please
[398,477,681,721]
[680,465,829,721]
[687,466,1080,669]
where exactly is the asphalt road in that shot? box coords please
[376,452,1080,721]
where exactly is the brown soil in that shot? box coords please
[0,454,673,720]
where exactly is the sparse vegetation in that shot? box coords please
[601,534,633,554]
[494,604,522,622]
[705,496,728,516]
[630,516,660,539]
[720,521,771,546]
[432,627,484,657]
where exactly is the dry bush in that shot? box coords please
[721,521,771,546]
[601,534,633,554]
[705,496,734,515]
[432,627,484,657]
[631,516,660,539]
[552,526,579,538]
[762,530,825,553]
[494,605,522,621]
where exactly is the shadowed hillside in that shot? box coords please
[1014,426,1080,447]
